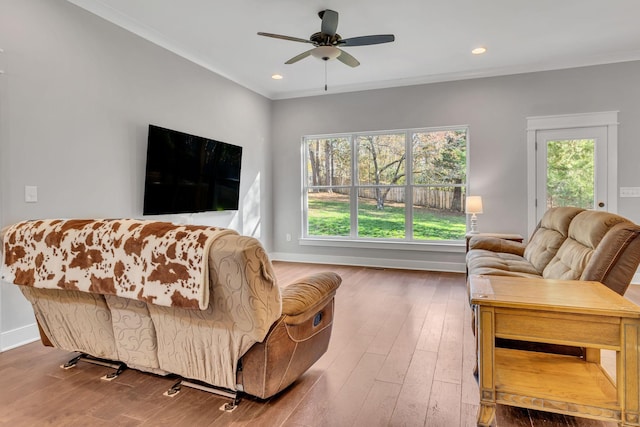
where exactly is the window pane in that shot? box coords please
[413,186,466,240]
[307,189,350,237]
[306,138,351,187]
[546,139,594,209]
[412,130,467,184]
[358,187,405,238]
[357,134,406,185]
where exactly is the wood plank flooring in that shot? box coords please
[1,262,635,426]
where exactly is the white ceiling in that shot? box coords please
[67,0,640,100]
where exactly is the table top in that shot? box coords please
[469,274,640,318]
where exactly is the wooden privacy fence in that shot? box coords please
[320,187,464,212]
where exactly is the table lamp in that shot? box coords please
[466,196,483,234]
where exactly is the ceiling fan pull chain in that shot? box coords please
[324,60,328,91]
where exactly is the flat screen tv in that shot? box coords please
[143,125,242,215]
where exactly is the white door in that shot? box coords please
[535,126,608,222]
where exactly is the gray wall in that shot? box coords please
[2,0,640,351]
[271,61,640,266]
[0,0,272,350]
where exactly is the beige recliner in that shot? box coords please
[1,221,341,403]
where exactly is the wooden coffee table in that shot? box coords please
[468,274,640,426]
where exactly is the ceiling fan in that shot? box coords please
[257,9,395,68]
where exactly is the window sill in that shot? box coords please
[299,237,465,253]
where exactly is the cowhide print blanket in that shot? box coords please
[1,219,236,309]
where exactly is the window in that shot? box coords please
[303,126,468,242]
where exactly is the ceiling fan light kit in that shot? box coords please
[311,46,341,61]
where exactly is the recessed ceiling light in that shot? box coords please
[271,74,283,80]
[472,47,487,55]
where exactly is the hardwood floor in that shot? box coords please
[1,262,635,426]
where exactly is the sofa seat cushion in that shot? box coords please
[467,249,541,277]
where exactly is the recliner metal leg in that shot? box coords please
[164,378,241,411]
[60,353,127,380]
[61,354,83,369]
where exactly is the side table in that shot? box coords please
[469,274,640,426]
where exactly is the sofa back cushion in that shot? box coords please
[524,207,584,273]
[542,210,631,281]
[20,286,119,361]
[150,233,282,391]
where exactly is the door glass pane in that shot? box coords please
[546,139,595,209]
[358,188,405,238]
[307,189,350,236]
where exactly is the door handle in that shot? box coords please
[598,202,605,208]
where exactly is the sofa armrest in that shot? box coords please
[468,236,526,256]
[280,272,341,325]
[580,223,640,295]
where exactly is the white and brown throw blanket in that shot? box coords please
[1,219,236,309]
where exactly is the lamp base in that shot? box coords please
[469,213,479,234]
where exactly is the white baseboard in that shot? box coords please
[270,254,640,285]
[269,252,466,273]
[0,322,39,352]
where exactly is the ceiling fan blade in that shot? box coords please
[257,32,314,45]
[337,49,360,67]
[285,49,314,65]
[320,9,339,36]
[339,34,395,46]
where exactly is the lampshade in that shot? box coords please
[466,196,483,214]
[311,46,341,61]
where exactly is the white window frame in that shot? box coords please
[301,125,469,250]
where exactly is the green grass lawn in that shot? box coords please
[308,195,466,240]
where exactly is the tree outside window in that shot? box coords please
[546,139,594,209]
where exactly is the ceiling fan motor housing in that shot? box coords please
[310,32,342,46]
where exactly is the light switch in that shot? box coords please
[620,187,640,198]
[25,185,38,203]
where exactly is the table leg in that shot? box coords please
[476,305,496,426]
[478,404,496,426]
[620,320,640,427]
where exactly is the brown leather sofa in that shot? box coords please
[1,220,341,402]
[467,207,640,355]
[467,207,640,296]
